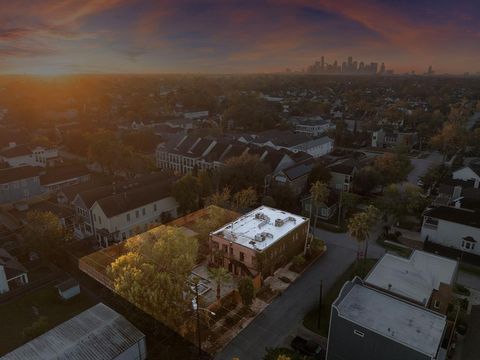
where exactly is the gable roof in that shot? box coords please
[328,161,356,175]
[0,248,27,280]
[95,179,174,217]
[282,163,312,181]
[424,206,480,228]
[40,165,90,186]
[0,166,42,184]
[2,303,145,360]
[0,145,32,158]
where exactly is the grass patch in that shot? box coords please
[376,237,412,258]
[303,259,377,337]
[0,286,96,355]
[459,263,480,277]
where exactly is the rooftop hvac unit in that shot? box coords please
[275,219,284,227]
[255,232,273,242]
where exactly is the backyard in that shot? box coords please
[0,285,96,355]
[303,258,377,337]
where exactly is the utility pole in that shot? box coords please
[317,280,323,329]
[195,282,202,359]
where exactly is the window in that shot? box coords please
[98,216,102,225]
[240,252,245,262]
[353,330,364,338]
[462,239,475,250]
[94,214,97,222]
[126,213,131,222]
[229,247,233,256]
[142,208,146,216]
[212,241,219,249]
[154,204,157,212]
[135,210,139,218]
[222,244,228,254]
[433,300,441,309]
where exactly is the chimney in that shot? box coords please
[454,200,461,209]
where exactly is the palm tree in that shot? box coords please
[348,212,370,263]
[309,181,330,233]
[208,267,231,300]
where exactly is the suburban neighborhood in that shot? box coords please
[1,2,480,359]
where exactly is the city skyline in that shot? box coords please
[0,0,479,75]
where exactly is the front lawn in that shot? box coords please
[0,285,96,355]
[303,259,377,337]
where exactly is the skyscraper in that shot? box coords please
[380,62,385,74]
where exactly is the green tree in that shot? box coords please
[88,130,123,173]
[340,192,360,220]
[22,211,65,260]
[309,181,330,231]
[238,277,255,306]
[373,150,411,186]
[430,121,467,159]
[108,226,198,331]
[348,212,371,262]
[307,163,331,188]
[220,154,270,193]
[172,175,201,214]
[206,188,231,208]
[231,187,258,211]
[208,267,231,300]
[353,166,381,194]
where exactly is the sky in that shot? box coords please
[0,0,479,75]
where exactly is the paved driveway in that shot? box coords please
[214,230,385,360]
[407,151,443,184]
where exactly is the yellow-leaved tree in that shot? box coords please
[108,226,198,331]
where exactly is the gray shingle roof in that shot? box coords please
[2,303,145,360]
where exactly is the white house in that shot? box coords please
[452,166,480,189]
[0,248,28,294]
[0,144,59,168]
[421,206,480,256]
[91,182,178,247]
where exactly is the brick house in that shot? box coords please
[209,206,309,279]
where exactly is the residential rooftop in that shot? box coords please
[424,205,480,228]
[335,280,446,358]
[211,206,308,251]
[2,303,145,360]
[365,250,458,305]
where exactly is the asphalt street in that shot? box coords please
[214,229,385,360]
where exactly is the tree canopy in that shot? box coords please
[22,211,65,259]
[108,226,198,331]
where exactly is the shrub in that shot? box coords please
[238,277,255,306]
[291,255,306,272]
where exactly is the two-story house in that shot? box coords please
[0,166,44,204]
[365,250,458,315]
[327,277,448,360]
[421,205,480,258]
[0,248,28,294]
[209,206,309,279]
[91,181,178,247]
[328,161,356,192]
[0,144,59,168]
[40,165,91,192]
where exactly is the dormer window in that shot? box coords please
[462,236,476,250]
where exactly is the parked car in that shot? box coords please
[291,336,326,359]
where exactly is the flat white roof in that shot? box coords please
[365,250,458,305]
[211,206,308,251]
[337,283,446,357]
[3,303,145,360]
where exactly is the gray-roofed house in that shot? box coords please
[2,303,147,360]
[421,205,480,258]
[40,164,91,191]
[91,180,178,247]
[0,248,28,294]
[0,144,59,168]
[0,166,44,204]
[56,278,80,300]
[327,277,448,360]
[244,130,334,158]
[365,250,458,314]
[328,161,357,192]
[273,162,313,195]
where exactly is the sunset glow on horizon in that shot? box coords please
[1,0,479,75]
